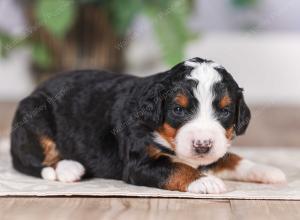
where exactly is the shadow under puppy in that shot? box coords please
[10,57,286,194]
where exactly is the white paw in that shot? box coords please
[41,167,57,181]
[247,164,286,184]
[55,160,85,183]
[187,176,227,194]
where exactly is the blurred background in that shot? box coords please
[0,0,299,147]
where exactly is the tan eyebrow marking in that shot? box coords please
[219,96,232,109]
[175,93,189,108]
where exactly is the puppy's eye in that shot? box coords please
[173,106,185,116]
[221,108,231,117]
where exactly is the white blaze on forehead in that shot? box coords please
[185,60,223,69]
[185,60,222,85]
[185,61,222,120]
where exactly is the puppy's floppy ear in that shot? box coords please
[234,89,251,136]
[137,81,166,129]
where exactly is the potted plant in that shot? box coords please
[0,0,194,82]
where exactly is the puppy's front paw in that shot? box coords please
[247,164,286,184]
[187,176,227,194]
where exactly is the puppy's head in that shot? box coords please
[142,57,251,167]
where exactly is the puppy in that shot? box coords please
[10,57,286,193]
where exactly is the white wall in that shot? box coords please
[186,32,300,105]
[0,49,34,101]
[190,0,300,31]
[0,0,33,101]
[0,0,27,35]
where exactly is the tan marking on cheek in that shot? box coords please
[163,163,201,192]
[175,94,189,108]
[226,127,235,140]
[213,153,242,173]
[157,123,177,149]
[220,96,232,109]
[40,136,61,167]
[171,156,201,169]
[147,145,161,159]
[147,145,170,159]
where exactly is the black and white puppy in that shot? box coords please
[11,57,286,194]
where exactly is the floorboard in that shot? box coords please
[230,200,300,220]
[0,198,231,220]
[0,198,299,220]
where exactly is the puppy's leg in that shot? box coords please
[210,153,286,184]
[124,147,226,194]
[164,162,227,194]
[38,136,85,183]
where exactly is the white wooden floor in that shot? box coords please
[0,198,299,220]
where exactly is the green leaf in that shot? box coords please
[232,0,257,8]
[108,0,142,36]
[35,0,76,38]
[0,33,30,56]
[0,33,12,56]
[145,0,192,65]
[31,43,52,69]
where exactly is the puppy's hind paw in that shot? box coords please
[55,160,85,183]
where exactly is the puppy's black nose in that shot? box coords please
[192,139,213,154]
